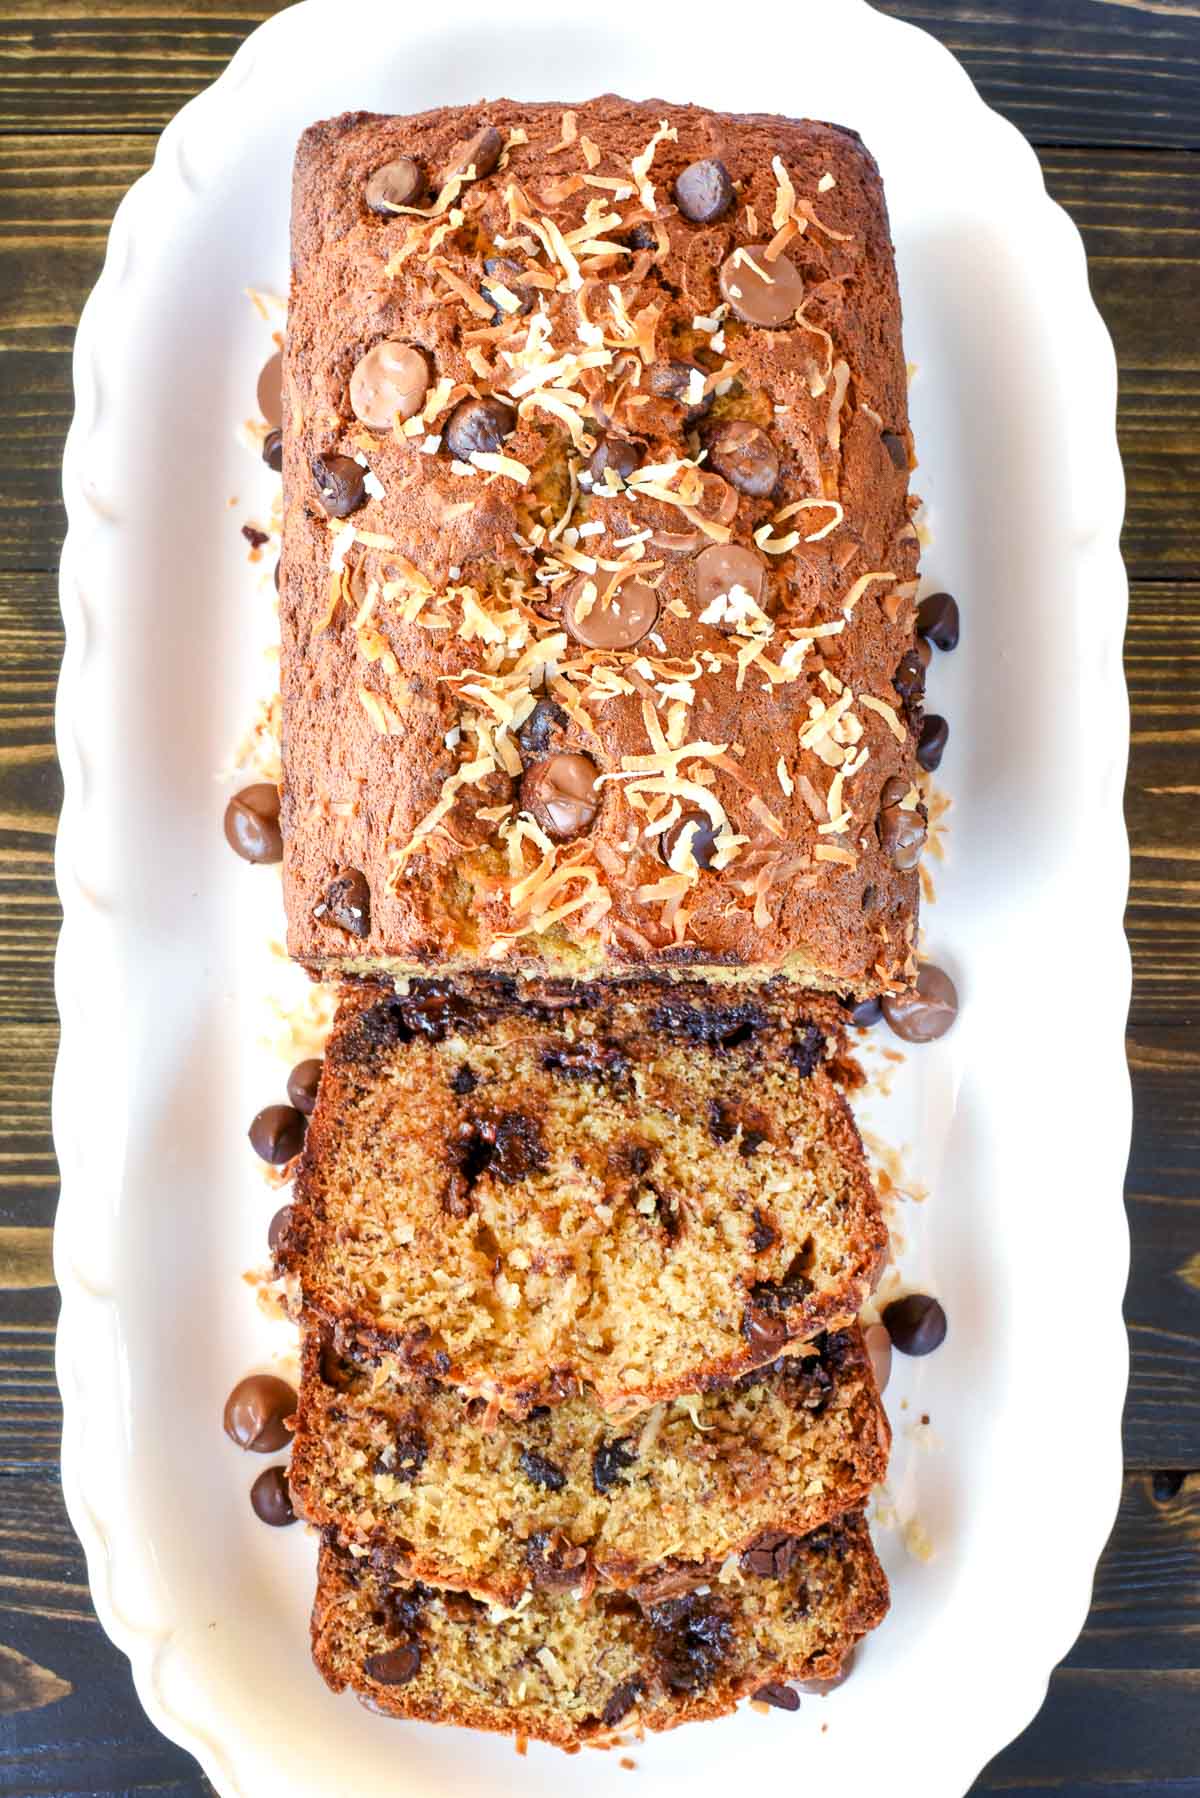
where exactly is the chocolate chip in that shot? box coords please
[877,785,926,872]
[443,395,516,461]
[262,427,283,472]
[648,359,711,424]
[882,1293,947,1356]
[274,559,281,592]
[892,648,926,722]
[705,421,779,498]
[916,591,960,651]
[694,542,768,620]
[659,810,718,871]
[649,1594,733,1694]
[364,1642,422,1686]
[918,714,949,772]
[241,523,269,550]
[592,1436,637,1495]
[520,752,600,839]
[741,1530,802,1580]
[842,994,883,1028]
[525,1529,588,1590]
[518,1447,566,1491]
[350,341,429,430]
[915,634,932,670]
[621,223,658,251]
[223,784,282,864]
[649,1000,765,1050]
[563,574,658,651]
[881,430,909,471]
[481,257,535,322]
[719,246,805,327]
[378,1424,427,1483]
[312,868,371,937]
[223,1374,296,1453]
[443,765,515,848]
[311,453,366,518]
[364,156,424,214]
[587,435,640,487]
[600,1679,644,1727]
[753,1682,800,1711]
[248,1104,306,1165]
[516,696,567,761]
[450,1063,478,1094]
[787,1024,825,1076]
[286,1058,322,1116]
[541,1040,630,1081]
[445,124,503,183]
[797,1648,855,1695]
[267,1204,293,1254]
[256,352,283,428]
[750,1209,778,1253]
[881,962,958,1043]
[250,1464,296,1526]
[741,1306,792,1357]
[674,157,734,224]
[863,1321,893,1394]
[448,1111,548,1212]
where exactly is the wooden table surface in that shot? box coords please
[1,2,1197,1791]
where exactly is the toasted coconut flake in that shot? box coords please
[468,450,531,485]
[776,758,794,797]
[794,198,854,242]
[580,134,602,170]
[432,259,497,320]
[770,156,797,232]
[858,692,908,743]
[818,171,837,193]
[842,570,896,616]
[814,842,857,866]
[825,358,851,455]
[772,497,845,542]
[629,118,678,211]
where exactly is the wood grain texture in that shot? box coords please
[0,2,1197,1793]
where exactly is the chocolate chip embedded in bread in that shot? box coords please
[261,427,283,472]
[525,1528,588,1590]
[741,1530,802,1580]
[364,156,424,214]
[563,575,658,651]
[267,1203,293,1256]
[877,780,926,872]
[881,962,958,1043]
[443,395,517,461]
[917,713,949,772]
[600,1679,644,1728]
[349,341,430,430]
[881,429,909,471]
[648,358,712,424]
[882,1292,948,1356]
[863,1321,893,1393]
[648,1593,733,1694]
[311,453,366,518]
[256,351,282,427]
[694,542,769,622]
[843,994,883,1028]
[248,1103,307,1165]
[223,1374,296,1453]
[250,1465,297,1527]
[445,124,503,183]
[674,157,734,224]
[587,435,640,488]
[592,1435,637,1495]
[449,1063,478,1095]
[719,245,805,327]
[223,783,282,864]
[753,1681,801,1711]
[916,590,960,651]
[787,1024,825,1076]
[364,1642,422,1686]
[741,1305,792,1357]
[481,256,535,322]
[516,696,567,761]
[659,810,718,871]
[312,868,371,937]
[286,1058,323,1117]
[705,421,779,497]
[377,1424,427,1483]
[892,648,926,720]
[520,752,600,839]
[517,1447,567,1492]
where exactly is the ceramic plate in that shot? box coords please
[55,1,1131,1792]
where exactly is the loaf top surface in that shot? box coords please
[280,97,923,992]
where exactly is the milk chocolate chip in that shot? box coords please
[706,421,779,497]
[223,1374,296,1453]
[443,396,516,461]
[877,777,926,872]
[446,124,503,183]
[648,359,712,424]
[364,1642,422,1686]
[481,256,535,322]
[364,156,424,214]
[350,341,429,429]
[520,753,600,839]
[587,436,640,487]
[311,453,366,518]
[863,1321,893,1393]
[223,784,282,864]
[563,575,658,650]
[694,543,768,618]
[256,352,282,428]
[660,811,718,871]
[250,1465,297,1526]
[881,963,958,1043]
[312,868,371,937]
[674,157,734,223]
[719,246,805,327]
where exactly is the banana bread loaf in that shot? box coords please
[290,1322,889,1604]
[276,980,887,1413]
[280,97,923,995]
[311,1512,888,1748]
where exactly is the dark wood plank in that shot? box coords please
[0,2,1197,146]
[0,138,1195,579]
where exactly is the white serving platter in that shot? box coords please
[54,2,1132,1793]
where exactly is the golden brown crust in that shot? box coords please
[280,98,922,995]
[277,980,888,1415]
[310,1513,889,1749]
[289,1322,890,1605]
